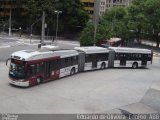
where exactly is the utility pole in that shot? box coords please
[9,8,11,37]
[54,10,62,45]
[41,11,45,45]
[93,22,97,46]
[93,0,99,46]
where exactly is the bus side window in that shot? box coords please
[97,54,101,61]
[28,64,36,76]
[36,63,43,73]
[131,54,134,60]
[85,54,91,63]
[36,63,40,73]
[119,53,123,59]
[67,57,71,67]
[65,58,69,67]
[98,53,107,61]
[73,56,78,65]
[57,60,61,69]
[70,57,73,65]
[115,53,118,60]
[85,55,89,62]
[61,59,65,68]
[106,53,109,60]
[138,54,141,60]
[55,60,60,70]
[52,60,57,70]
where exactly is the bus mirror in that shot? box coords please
[6,58,11,68]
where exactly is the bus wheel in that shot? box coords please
[70,67,75,75]
[132,62,138,69]
[101,62,106,69]
[36,77,42,84]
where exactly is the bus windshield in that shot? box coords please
[9,61,25,79]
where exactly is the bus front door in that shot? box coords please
[142,54,147,66]
[44,62,51,80]
[120,57,126,66]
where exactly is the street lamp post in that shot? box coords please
[54,10,62,45]
[41,11,45,45]
[9,8,11,37]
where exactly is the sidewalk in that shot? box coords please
[0,35,80,47]
[0,33,159,56]
[128,41,160,57]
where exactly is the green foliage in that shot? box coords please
[80,0,160,47]
[100,7,129,40]
[56,0,89,32]
[127,0,147,41]
[144,0,160,47]
[80,7,129,46]
[96,24,111,43]
[128,0,160,47]
[23,0,56,34]
[14,0,89,35]
[80,22,94,46]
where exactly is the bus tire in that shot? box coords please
[36,77,42,84]
[132,62,138,69]
[101,62,106,69]
[70,67,75,75]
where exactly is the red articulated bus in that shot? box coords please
[6,46,153,87]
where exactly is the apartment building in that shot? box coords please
[81,0,95,19]
[0,0,24,20]
[0,0,16,17]
[97,0,133,15]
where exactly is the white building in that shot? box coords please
[93,0,133,22]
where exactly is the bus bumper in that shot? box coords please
[10,80,29,87]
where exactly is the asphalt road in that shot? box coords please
[0,38,80,61]
[0,57,160,114]
[0,37,18,43]
[0,37,160,115]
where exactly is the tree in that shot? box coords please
[24,0,56,34]
[55,0,89,33]
[80,22,94,46]
[23,0,89,35]
[127,0,160,48]
[100,7,129,40]
[127,0,147,41]
[144,0,160,47]
[80,7,129,46]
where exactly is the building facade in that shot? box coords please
[97,0,133,16]
[0,0,16,18]
[81,0,95,19]
[93,0,132,23]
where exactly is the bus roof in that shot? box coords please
[74,46,109,54]
[109,47,151,54]
[11,49,78,61]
